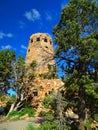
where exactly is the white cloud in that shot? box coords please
[19,21,26,29]
[0,31,13,39]
[0,32,6,39]
[6,33,13,38]
[21,45,27,50]
[45,12,52,21]
[24,9,41,22]
[1,45,12,49]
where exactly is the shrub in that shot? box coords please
[42,97,55,108]
[37,121,59,130]
[39,111,47,117]
[94,114,98,122]
[26,123,36,130]
[7,110,19,120]
[7,107,35,120]
[19,107,35,117]
[85,121,92,130]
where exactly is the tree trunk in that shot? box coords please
[78,87,87,130]
[6,102,16,117]
[57,91,64,130]
[6,96,24,117]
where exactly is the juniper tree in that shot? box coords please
[53,0,98,129]
[0,49,37,115]
[0,49,16,94]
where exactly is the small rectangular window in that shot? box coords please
[36,37,40,41]
[45,46,48,48]
[44,38,47,42]
[50,41,52,44]
[31,39,33,43]
[33,91,38,96]
[28,49,30,52]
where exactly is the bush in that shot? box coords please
[7,107,35,120]
[94,114,98,122]
[45,113,54,121]
[7,110,19,120]
[19,107,35,117]
[85,121,92,130]
[37,121,59,130]
[42,97,55,108]
[26,123,36,130]
[39,111,47,117]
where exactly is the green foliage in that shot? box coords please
[19,107,35,117]
[37,121,59,130]
[7,107,35,120]
[42,97,55,108]
[2,128,7,130]
[39,111,47,117]
[39,64,57,79]
[0,49,38,115]
[94,114,98,122]
[39,72,55,79]
[30,60,37,71]
[4,95,16,114]
[28,72,35,80]
[7,110,19,120]
[0,49,16,93]
[37,120,71,130]
[53,0,98,128]
[26,123,36,130]
[85,121,92,130]
[45,113,54,121]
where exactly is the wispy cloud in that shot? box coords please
[24,9,41,22]
[21,45,27,50]
[6,33,13,38]
[1,45,12,49]
[0,31,13,39]
[19,21,26,29]
[45,12,52,21]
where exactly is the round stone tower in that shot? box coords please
[26,33,54,74]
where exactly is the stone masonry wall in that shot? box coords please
[26,33,54,74]
[25,33,63,113]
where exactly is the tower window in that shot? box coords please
[36,37,40,41]
[50,41,52,44]
[28,49,30,52]
[31,39,33,43]
[33,91,38,96]
[44,38,47,42]
[45,46,48,48]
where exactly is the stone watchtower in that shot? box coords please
[26,33,54,74]
[26,33,63,114]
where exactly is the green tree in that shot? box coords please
[0,49,37,116]
[7,58,37,116]
[0,49,16,94]
[53,0,98,129]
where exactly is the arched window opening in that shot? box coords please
[44,38,47,42]
[36,37,40,41]
[45,46,48,48]
[28,49,30,52]
[31,39,33,43]
[33,91,38,96]
[45,93,48,96]
[50,41,52,44]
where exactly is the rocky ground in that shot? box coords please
[0,116,45,130]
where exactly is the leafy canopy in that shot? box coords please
[53,0,98,128]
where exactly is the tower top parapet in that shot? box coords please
[29,33,52,45]
[26,33,54,74]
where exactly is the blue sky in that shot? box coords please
[0,0,69,58]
